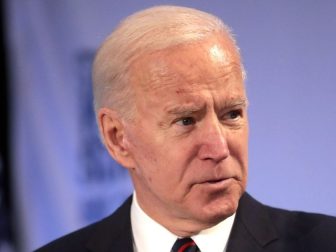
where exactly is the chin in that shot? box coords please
[200,189,242,224]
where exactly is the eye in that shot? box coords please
[176,117,196,126]
[223,109,242,121]
[229,110,241,119]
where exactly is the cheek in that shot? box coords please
[130,139,159,169]
[143,142,191,191]
[228,128,249,166]
[124,125,155,165]
[126,128,168,180]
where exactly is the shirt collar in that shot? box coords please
[131,193,236,252]
[131,193,177,252]
[191,212,235,252]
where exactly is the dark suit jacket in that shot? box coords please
[35,193,336,252]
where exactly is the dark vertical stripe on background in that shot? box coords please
[0,0,15,250]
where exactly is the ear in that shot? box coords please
[97,108,136,169]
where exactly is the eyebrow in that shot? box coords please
[165,98,248,115]
[165,103,206,116]
[218,97,249,108]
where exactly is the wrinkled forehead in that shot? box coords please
[129,34,244,94]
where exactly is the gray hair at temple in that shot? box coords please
[92,5,245,120]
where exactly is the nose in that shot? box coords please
[197,118,230,163]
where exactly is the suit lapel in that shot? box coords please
[226,193,278,252]
[86,196,134,252]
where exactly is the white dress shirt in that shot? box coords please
[131,193,236,252]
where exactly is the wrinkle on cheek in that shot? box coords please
[158,120,171,130]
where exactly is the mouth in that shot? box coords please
[206,179,226,184]
[204,175,237,183]
[200,177,236,188]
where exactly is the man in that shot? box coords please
[37,5,336,252]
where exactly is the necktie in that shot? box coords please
[171,237,200,252]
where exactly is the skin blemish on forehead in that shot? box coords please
[175,88,184,94]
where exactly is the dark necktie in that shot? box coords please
[171,237,200,252]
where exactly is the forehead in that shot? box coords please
[129,35,245,100]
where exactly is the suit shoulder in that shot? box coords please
[266,204,336,250]
[35,196,133,252]
[266,204,336,232]
[34,220,101,252]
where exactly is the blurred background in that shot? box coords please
[1,0,335,251]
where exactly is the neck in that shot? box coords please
[133,191,222,237]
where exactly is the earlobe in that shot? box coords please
[97,108,135,168]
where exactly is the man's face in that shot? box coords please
[123,35,248,234]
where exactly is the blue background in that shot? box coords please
[6,1,336,251]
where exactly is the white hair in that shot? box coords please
[92,5,244,119]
